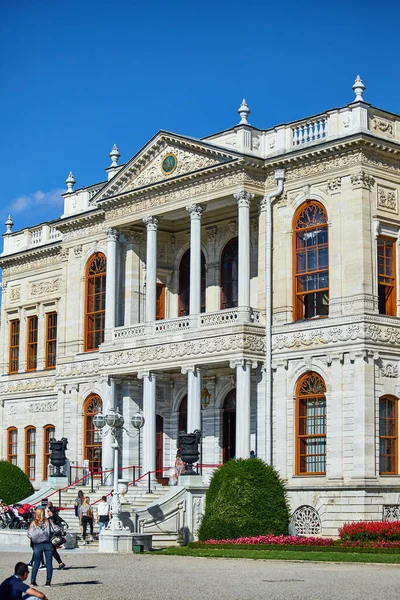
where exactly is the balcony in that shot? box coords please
[2,223,62,256]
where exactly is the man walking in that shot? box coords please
[0,562,48,600]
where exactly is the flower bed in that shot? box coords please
[339,521,400,542]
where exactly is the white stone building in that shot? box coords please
[1,77,400,536]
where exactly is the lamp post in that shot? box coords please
[131,413,145,479]
[93,408,125,531]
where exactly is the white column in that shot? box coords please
[231,359,251,458]
[234,191,253,308]
[105,228,119,329]
[183,366,202,432]
[141,371,156,476]
[186,204,205,314]
[102,377,116,483]
[142,216,159,322]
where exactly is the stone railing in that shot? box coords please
[2,223,62,256]
[113,308,263,342]
[292,117,328,146]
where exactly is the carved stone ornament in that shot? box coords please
[143,216,159,231]
[186,204,205,219]
[62,222,104,242]
[377,187,397,213]
[372,117,394,137]
[351,171,375,190]
[0,377,56,394]
[106,227,119,242]
[30,278,61,297]
[74,245,83,257]
[380,363,398,378]
[206,226,217,243]
[233,190,254,208]
[327,177,341,193]
[8,404,17,416]
[56,359,99,379]
[9,286,21,302]
[2,253,62,277]
[384,506,400,522]
[28,400,58,413]
[291,506,321,535]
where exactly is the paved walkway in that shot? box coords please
[1,550,400,599]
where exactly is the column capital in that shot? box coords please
[234,190,254,208]
[143,216,159,231]
[229,358,256,370]
[181,365,201,376]
[186,203,205,219]
[106,227,119,242]
[137,370,156,381]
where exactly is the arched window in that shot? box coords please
[222,390,236,462]
[178,249,206,316]
[293,202,328,320]
[379,396,397,474]
[7,427,18,465]
[178,395,187,433]
[84,395,103,474]
[296,372,326,475]
[25,426,36,480]
[43,425,55,480]
[85,253,107,351]
[220,237,238,309]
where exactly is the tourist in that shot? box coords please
[74,490,84,518]
[250,450,256,458]
[172,448,185,485]
[27,508,54,588]
[96,496,110,532]
[45,502,66,569]
[0,562,48,600]
[79,497,94,543]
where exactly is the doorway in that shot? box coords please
[222,390,236,462]
[156,414,167,484]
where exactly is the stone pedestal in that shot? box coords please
[48,476,68,488]
[98,530,135,553]
[179,474,203,487]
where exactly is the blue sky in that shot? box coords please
[1,0,399,233]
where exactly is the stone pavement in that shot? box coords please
[1,549,400,600]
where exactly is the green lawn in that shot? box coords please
[158,545,400,564]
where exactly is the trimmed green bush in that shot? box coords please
[0,461,34,504]
[198,458,290,541]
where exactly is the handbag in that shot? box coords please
[49,521,63,546]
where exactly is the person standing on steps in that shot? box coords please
[96,496,110,532]
[27,508,54,588]
[79,497,94,544]
[0,562,48,600]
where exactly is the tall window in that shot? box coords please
[378,237,396,316]
[220,237,238,309]
[45,312,57,369]
[25,426,36,480]
[85,253,106,351]
[27,316,38,371]
[7,427,18,465]
[84,395,103,474]
[296,372,326,475]
[43,425,55,480]
[156,284,166,320]
[294,202,329,320]
[178,249,206,316]
[379,396,397,475]
[9,319,20,374]
[178,395,187,433]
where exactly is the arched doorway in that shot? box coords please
[220,238,238,309]
[222,390,236,462]
[178,395,188,433]
[84,394,103,474]
[156,414,164,481]
[178,249,206,316]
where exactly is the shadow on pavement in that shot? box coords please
[53,580,102,586]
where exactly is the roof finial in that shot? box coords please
[5,215,13,234]
[109,144,120,167]
[238,99,250,125]
[65,171,76,193]
[352,75,365,102]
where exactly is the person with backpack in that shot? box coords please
[79,497,94,543]
[27,508,55,587]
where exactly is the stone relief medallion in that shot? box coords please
[161,153,178,175]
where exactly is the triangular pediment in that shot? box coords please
[95,132,239,202]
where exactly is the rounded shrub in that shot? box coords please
[0,461,34,504]
[198,458,290,541]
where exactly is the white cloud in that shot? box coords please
[5,188,65,216]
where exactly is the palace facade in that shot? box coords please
[1,77,400,536]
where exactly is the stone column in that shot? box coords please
[105,228,119,330]
[102,377,116,483]
[139,371,157,477]
[143,216,159,322]
[230,359,252,458]
[327,354,344,480]
[182,366,202,432]
[234,191,254,309]
[186,204,205,314]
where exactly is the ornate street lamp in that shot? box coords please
[131,413,145,478]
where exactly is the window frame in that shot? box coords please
[7,427,18,465]
[84,253,107,352]
[83,394,103,475]
[293,201,329,321]
[43,424,55,480]
[25,426,36,480]
[45,312,57,369]
[9,319,20,374]
[220,237,239,310]
[26,315,38,372]
[295,372,327,476]
[377,236,396,316]
[379,396,398,475]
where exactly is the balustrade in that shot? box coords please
[292,117,327,146]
